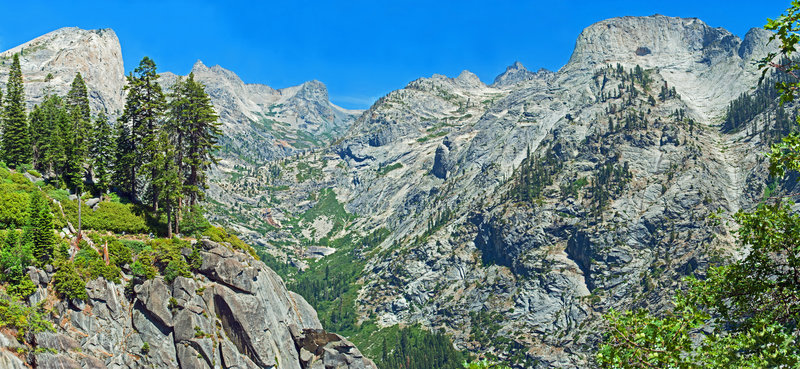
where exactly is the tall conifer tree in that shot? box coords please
[119,57,166,207]
[167,73,220,207]
[2,53,30,167]
[91,113,115,197]
[113,119,135,196]
[64,73,92,190]
[29,192,55,266]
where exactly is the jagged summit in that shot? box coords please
[492,60,537,87]
[454,70,485,89]
[0,26,125,115]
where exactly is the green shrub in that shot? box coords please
[131,249,158,281]
[150,238,192,283]
[47,188,70,202]
[6,275,36,299]
[0,293,54,339]
[7,171,34,191]
[53,260,88,301]
[203,226,258,258]
[0,229,36,297]
[74,247,121,284]
[106,238,132,267]
[180,205,211,236]
[462,360,511,369]
[63,200,148,234]
[0,190,30,228]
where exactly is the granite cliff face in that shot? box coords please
[0,27,125,116]
[208,15,784,367]
[0,239,375,369]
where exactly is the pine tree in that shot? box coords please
[29,192,55,266]
[48,97,70,180]
[91,113,115,197]
[2,53,30,167]
[64,73,92,190]
[168,72,220,207]
[113,119,135,196]
[28,103,45,169]
[29,95,67,174]
[119,56,166,207]
[66,73,90,123]
[154,129,182,238]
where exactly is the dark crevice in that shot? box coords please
[213,294,264,367]
[133,299,173,336]
[566,231,594,291]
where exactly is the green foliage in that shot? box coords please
[52,260,88,301]
[722,71,796,133]
[377,162,403,176]
[300,188,354,235]
[372,325,466,369]
[129,238,194,284]
[2,54,30,167]
[508,147,562,203]
[120,56,167,204]
[63,73,93,191]
[29,192,56,266]
[203,226,258,258]
[295,161,322,182]
[91,113,115,195]
[287,228,388,334]
[180,205,211,236]
[131,250,158,282]
[62,200,148,234]
[560,176,588,199]
[0,293,54,339]
[73,246,121,284]
[0,229,36,298]
[104,237,132,267]
[462,360,511,369]
[167,72,221,207]
[0,190,29,228]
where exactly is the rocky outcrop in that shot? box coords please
[12,240,375,369]
[492,61,537,88]
[290,326,377,369]
[431,144,449,179]
[0,27,125,116]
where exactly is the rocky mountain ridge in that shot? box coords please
[161,61,361,166]
[203,14,785,367]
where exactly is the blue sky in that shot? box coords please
[0,1,791,109]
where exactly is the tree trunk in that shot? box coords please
[176,198,181,236]
[77,190,82,236]
[166,205,173,238]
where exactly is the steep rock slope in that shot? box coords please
[161,61,361,165]
[0,27,125,116]
[208,15,783,368]
[0,238,375,369]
